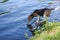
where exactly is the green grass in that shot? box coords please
[30,21,60,40]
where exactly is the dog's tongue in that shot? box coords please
[54,6,60,10]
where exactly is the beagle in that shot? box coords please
[27,8,54,25]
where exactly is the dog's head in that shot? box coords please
[44,8,54,17]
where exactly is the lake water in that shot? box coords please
[0,0,60,40]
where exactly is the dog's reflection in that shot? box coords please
[27,24,36,36]
[27,21,46,36]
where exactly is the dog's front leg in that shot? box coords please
[36,16,40,23]
[40,15,47,23]
[43,15,47,22]
[35,16,40,28]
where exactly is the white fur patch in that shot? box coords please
[36,16,40,23]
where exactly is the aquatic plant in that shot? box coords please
[24,33,30,40]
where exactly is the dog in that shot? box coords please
[27,8,54,25]
[27,8,54,36]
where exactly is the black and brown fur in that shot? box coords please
[28,8,54,23]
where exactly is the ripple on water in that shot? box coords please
[0,0,60,40]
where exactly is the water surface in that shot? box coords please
[0,0,60,40]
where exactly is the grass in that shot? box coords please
[30,21,60,40]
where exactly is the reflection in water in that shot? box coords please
[0,0,9,3]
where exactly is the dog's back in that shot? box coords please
[33,8,51,16]
[28,8,54,24]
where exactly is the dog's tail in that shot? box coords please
[54,7,60,10]
[50,7,60,10]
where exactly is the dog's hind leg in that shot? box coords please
[27,14,34,25]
